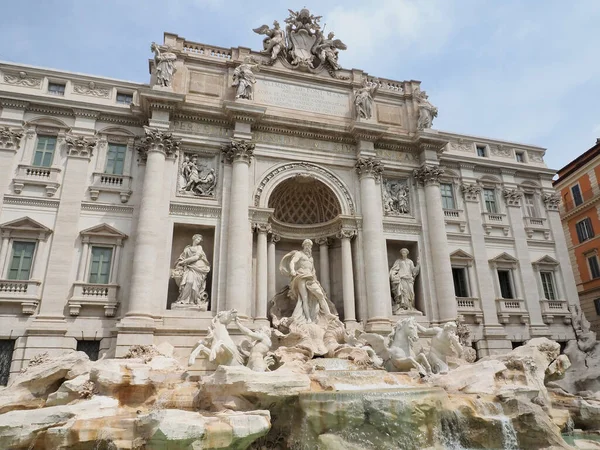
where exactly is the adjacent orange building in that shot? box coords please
[554,139,600,332]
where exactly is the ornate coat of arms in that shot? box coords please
[253,8,347,77]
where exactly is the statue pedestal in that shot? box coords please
[171,302,208,312]
[393,309,423,317]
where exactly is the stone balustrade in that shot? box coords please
[0,279,41,314]
[495,298,529,324]
[89,172,132,203]
[182,43,232,60]
[13,164,61,197]
[456,297,483,324]
[481,212,510,236]
[68,282,119,317]
[540,299,571,325]
[523,216,550,239]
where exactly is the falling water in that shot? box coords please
[473,399,519,450]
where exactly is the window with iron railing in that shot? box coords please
[563,186,595,212]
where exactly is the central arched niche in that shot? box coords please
[268,175,341,225]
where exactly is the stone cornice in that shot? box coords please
[72,108,101,119]
[223,101,266,124]
[349,122,388,142]
[413,164,444,185]
[0,99,29,109]
[221,138,255,164]
[355,157,384,181]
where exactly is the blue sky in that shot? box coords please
[1,0,599,171]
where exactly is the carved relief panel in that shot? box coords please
[177,151,217,198]
[382,178,410,216]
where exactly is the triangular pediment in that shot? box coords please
[0,216,52,234]
[450,249,474,260]
[489,252,518,264]
[80,223,128,239]
[532,255,560,266]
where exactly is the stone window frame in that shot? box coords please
[476,143,489,158]
[531,255,564,301]
[94,130,136,178]
[584,249,600,280]
[449,250,475,298]
[76,224,128,285]
[519,181,544,219]
[0,217,52,280]
[489,253,522,300]
[515,151,527,163]
[438,169,462,211]
[478,176,504,215]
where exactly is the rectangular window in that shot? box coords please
[524,193,538,218]
[32,135,57,167]
[476,145,486,157]
[498,269,515,299]
[76,340,100,361]
[7,241,36,281]
[540,271,557,300]
[572,185,584,206]
[104,143,127,175]
[595,298,600,316]
[88,246,113,284]
[0,340,15,386]
[452,267,469,297]
[588,255,600,279]
[440,183,455,210]
[576,218,595,243]
[48,82,65,96]
[515,152,525,163]
[483,188,498,213]
[116,92,133,105]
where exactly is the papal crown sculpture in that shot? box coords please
[253,8,348,77]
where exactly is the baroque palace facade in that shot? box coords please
[0,9,579,382]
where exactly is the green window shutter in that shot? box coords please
[88,247,113,284]
[105,144,127,175]
[7,241,36,280]
[33,136,57,168]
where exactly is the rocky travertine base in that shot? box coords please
[1,338,599,449]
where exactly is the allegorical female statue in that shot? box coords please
[150,42,177,88]
[389,248,420,313]
[232,57,260,100]
[354,78,379,119]
[171,234,210,310]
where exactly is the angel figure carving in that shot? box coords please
[315,32,346,71]
[253,21,285,62]
[232,57,260,100]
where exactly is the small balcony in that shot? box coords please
[13,164,61,197]
[444,209,467,233]
[456,297,483,324]
[89,172,132,203]
[68,282,119,317]
[496,298,529,324]
[523,216,550,240]
[0,279,41,314]
[481,212,510,236]
[540,299,571,325]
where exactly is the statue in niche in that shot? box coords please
[354,78,379,120]
[314,31,347,71]
[179,154,216,196]
[383,180,410,215]
[415,89,438,130]
[389,248,420,313]
[279,239,334,324]
[188,309,242,366]
[232,56,260,100]
[253,21,286,62]
[171,234,210,310]
[150,42,177,88]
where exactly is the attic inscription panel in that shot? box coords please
[254,79,350,117]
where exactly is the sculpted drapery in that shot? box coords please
[172,234,210,309]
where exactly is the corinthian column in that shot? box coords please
[125,127,180,321]
[355,157,392,331]
[414,165,457,322]
[222,139,254,317]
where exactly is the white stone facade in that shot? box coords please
[0,28,578,381]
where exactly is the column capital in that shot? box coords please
[543,192,561,211]
[502,188,523,207]
[413,164,444,186]
[355,157,384,181]
[137,126,181,162]
[222,139,255,164]
[253,222,272,234]
[314,237,331,246]
[268,232,280,244]
[336,229,357,240]
[65,134,96,159]
[461,183,481,202]
[0,126,24,151]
